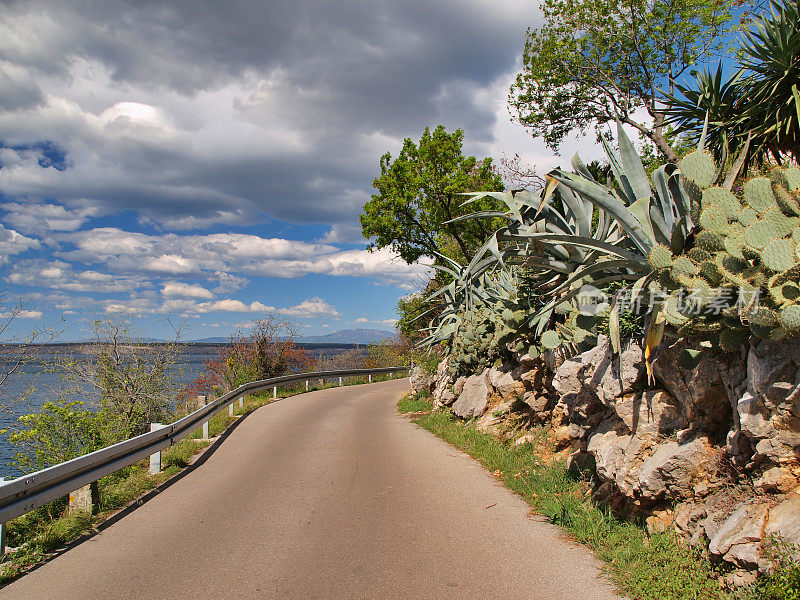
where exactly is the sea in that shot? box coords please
[0,343,363,479]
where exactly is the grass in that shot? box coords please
[0,373,400,583]
[398,392,732,600]
[397,389,433,413]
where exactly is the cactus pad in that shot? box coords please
[699,260,722,285]
[688,248,711,263]
[747,306,780,327]
[682,177,703,206]
[744,220,779,250]
[780,305,800,331]
[716,252,748,278]
[672,255,700,278]
[720,327,749,352]
[540,330,562,349]
[737,207,759,227]
[762,238,798,272]
[695,230,724,252]
[663,293,690,326]
[774,185,800,217]
[768,280,800,306]
[762,207,798,238]
[680,150,716,188]
[774,166,800,192]
[699,204,731,234]
[648,244,674,270]
[724,231,746,260]
[702,186,738,208]
[744,177,778,214]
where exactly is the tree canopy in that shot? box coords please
[359,125,504,265]
[509,0,739,162]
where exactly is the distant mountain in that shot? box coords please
[187,329,395,345]
[295,328,395,345]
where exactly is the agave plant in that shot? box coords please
[421,113,800,381]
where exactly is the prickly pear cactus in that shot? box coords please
[666,160,800,351]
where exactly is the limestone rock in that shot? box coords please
[522,391,550,414]
[652,339,732,430]
[552,336,644,408]
[635,437,717,501]
[439,389,456,406]
[452,370,492,419]
[735,339,800,491]
[475,401,513,436]
[587,418,632,486]
[612,390,686,438]
[409,365,433,395]
[488,366,525,398]
[431,358,455,406]
[709,503,769,568]
[453,376,467,396]
[645,508,675,534]
[764,492,800,546]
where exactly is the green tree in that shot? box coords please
[509,0,740,162]
[360,125,504,265]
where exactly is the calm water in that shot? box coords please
[0,350,210,478]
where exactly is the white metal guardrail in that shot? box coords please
[0,367,408,526]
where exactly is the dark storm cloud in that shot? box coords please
[0,0,534,236]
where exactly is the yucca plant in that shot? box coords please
[666,0,800,167]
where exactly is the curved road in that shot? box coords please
[2,379,621,599]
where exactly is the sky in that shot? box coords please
[0,0,605,341]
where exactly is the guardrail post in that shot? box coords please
[339,376,343,386]
[69,481,99,515]
[228,402,234,417]
[239,395,244,409]
[198,395,209,439]
[273,386,277,400]
[368,374,372,383]
[0,477,5,556]
[305,379,309,392]
[149,423,165,474]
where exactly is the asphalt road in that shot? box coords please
[2,379,621,599]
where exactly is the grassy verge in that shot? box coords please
[0,374,401,583]
[398,393,734,600]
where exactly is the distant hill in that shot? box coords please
[188,328,395,345]
[295,328,395,345]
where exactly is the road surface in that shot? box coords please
[2,379,621,599]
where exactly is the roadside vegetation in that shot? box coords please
[398,393,799,600]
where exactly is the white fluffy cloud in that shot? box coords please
[2,202,100,234]
[0,309,43,319]
[7,260,146,293]
[278,298,339,318]
[196,299,274,313]
[161,282,214,299]
[354,317,396,326]
[48,226,429,285]
[0,223,41,264]
[0,0,541,238]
